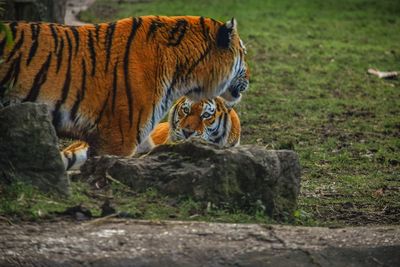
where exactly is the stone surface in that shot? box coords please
[0,219,399,267]
[0,103,69,195]
[79,142,301,217]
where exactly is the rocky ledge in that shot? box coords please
[77,141,301,218]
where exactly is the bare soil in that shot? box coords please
[1,219,399,266]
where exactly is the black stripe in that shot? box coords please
[171,103,179,129]
[111,60,118,114]
[167,19,188,46]
[70,27,80,55]
[211,112,225,137]
[95,24,100,42]
[88,30,96,76]
[65,30,73,61]
[23,53,52,102]
[70,58,87,121]
[147,19,164,41]
[6,30,24,63]
[49,24,59,53]
[123,17,142,127]
[105,22,116,72]
[56,32,65,73]
[151,103,156,130]
[212,113,228,144]
[52,30,73,127]
[9,22,18,39]
[66,153,77,170]
[30,23,39,39]
[185,45,212,77]
[136,108,143,145]
[26,23,41,66]
[95,92,110,125]
[199,17,209,39]
[0,54,22,97]
[118,117,124,145]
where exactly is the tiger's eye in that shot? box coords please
[202,112,211,119]
[182,106,190,114]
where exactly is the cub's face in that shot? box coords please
[170,97,228,142]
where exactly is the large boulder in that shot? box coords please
[79,142,301,217]
[0,103,69,195]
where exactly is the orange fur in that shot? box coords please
[61,140,89,170]
[0,16,248,157]
[150,122,170,145]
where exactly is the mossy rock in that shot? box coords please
[79,141,301,218]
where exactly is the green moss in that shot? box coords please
[0,182,69,220]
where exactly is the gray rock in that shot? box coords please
[79,141,301,217]
[0,103,69,195]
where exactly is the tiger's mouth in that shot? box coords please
[220,78,249,106]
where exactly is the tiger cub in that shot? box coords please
[140,96,240,151]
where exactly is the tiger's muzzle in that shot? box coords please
[220,75,249,106]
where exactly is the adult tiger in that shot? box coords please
[137,96,241,153]
[0,16,249,161]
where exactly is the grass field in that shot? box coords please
[79,0,400,225]
[1,0,399,225]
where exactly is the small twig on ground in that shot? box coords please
[83,213,120,226]
[368,68,398,79]
[105,171,137,195]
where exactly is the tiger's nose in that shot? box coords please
[182,129,195,139]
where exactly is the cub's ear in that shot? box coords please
[216,17,237,48]
[221,98,236,111]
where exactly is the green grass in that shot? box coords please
[0,181,101,220]
[78,0,400,226]
[1,0,399,226]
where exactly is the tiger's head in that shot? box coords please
[169,96,238,147]
[167,17,249,105]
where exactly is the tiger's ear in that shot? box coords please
[216,18,237,48]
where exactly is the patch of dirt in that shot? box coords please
[312,204,400,226]
[0,219,399,266]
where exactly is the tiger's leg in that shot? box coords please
[61,141,90,171]
[136,137,155,154]
[91,117,138,157]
